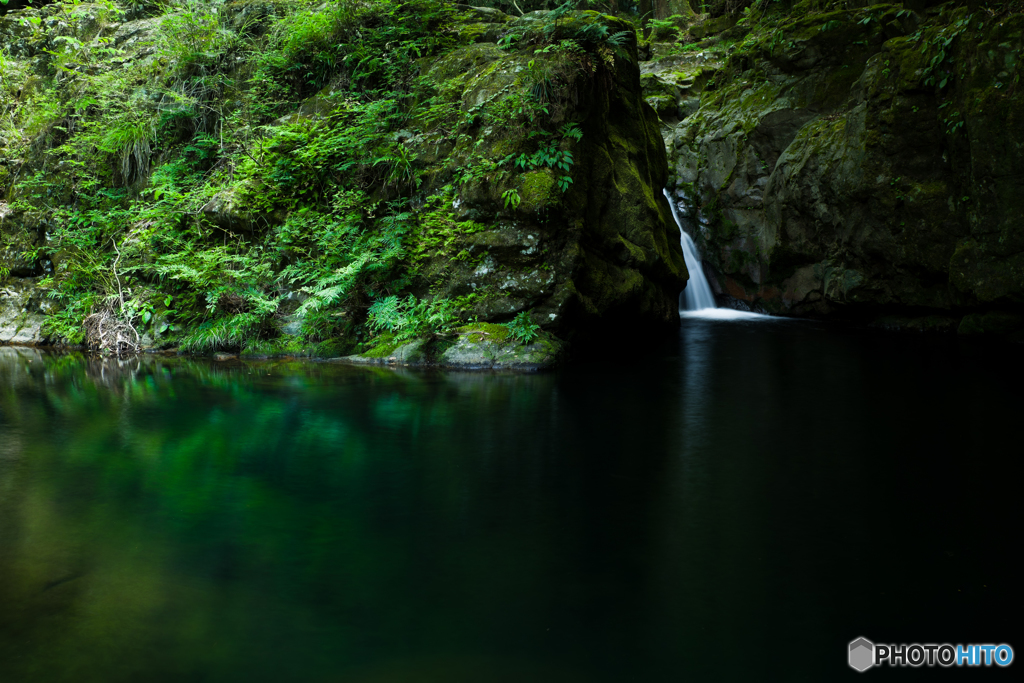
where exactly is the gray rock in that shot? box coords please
[392,339,428,363]
[280,316,303,336]
[0,279,50,345]
[336,338,428,366]
[439,334,561,370]
[336,331,564,371]
[201,187,258,233]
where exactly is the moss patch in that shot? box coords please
[362,334,402,358]
[456,322,510,343]
[519,169,557,213]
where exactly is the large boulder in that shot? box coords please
[413,11,688,336]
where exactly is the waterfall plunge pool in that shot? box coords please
[1,321,1020,682]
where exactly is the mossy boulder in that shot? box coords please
[869,315,959,333]
[412,10,688,338]
[440,329,562,370]
[689,15,738,42]
[339,324,564,370]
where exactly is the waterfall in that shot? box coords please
[664,189,716,312]
[664,189,772,321]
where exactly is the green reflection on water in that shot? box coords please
[5,324,1021,682]
[0,348,588,683]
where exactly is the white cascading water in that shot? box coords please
[664,188,767,320]
[663,189,716,311]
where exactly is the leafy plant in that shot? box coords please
[502,188,522,209]
[503,310,541,344]
[367,294,458,342]
[0,0,590,356]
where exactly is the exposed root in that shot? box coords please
[84,307,140,356]
[81,236,141,355]
[217,291,249,314]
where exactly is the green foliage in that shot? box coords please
[367,294,459,343]
[1,0,465,350]
[156,0,235,76]
[502,188,522,209]
[407,190,487,268]
[503,310,541,344]
[938,102,964,134]
[913,14,974,90]
[507,122,582,197]
[649,15,686,41]
[100,117,157,185]
[1,0,612,353]
[178,308,271,353]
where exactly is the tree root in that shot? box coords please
[83,307,140,356]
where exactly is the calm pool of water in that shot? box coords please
[1,319,1020,681]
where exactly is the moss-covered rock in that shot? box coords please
[338,325,564,370]
[411,10,688,338]
[1,3,692,358]
[439,330,561,369]
[657,4,1024,327]
[869,314,960,333]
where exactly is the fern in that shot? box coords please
[606,31,631,47]
[503,311,541,345]
[367,294,459,342]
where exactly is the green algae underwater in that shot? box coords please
[1,317,1021,682]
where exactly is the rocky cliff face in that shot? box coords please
[0,1,686,362]
[648,0,1023,334]
[5,0,1021,357]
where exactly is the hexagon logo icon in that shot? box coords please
[849,637,875,672]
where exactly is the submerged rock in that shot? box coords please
[957,312,1024,336]
[869,315,960,334]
